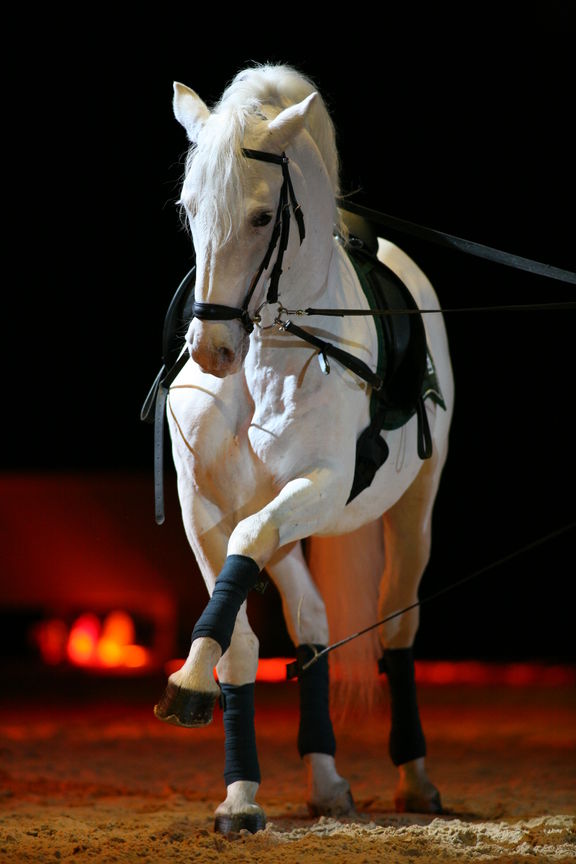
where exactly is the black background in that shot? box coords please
[6,8,575,661]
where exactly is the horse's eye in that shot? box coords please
[251,211,273,228]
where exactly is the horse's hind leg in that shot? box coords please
[378,448,446,814]
[267,542,356,818]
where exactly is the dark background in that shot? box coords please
[5,8,575,663]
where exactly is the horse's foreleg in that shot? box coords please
[160,472,344,726]
[154,554,261,727]
[378,450,446,814]
[212,613,266,835]
[268,543,355,817]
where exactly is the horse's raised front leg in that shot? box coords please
[378,449,446,814]
[268,542,356,818]
[154,553,261,727]
[181,469,347,698]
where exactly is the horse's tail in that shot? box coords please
[306,519,384,725]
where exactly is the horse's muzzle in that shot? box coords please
[188,319,249,377]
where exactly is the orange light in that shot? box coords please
[254,657,295,682]
[33,610,153,672]
[67,613,101,666]
[117,644,150,668]
[96,610,149,668]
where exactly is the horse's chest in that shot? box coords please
[246,374,306,464]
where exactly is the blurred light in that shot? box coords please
[33,610,153,671]
[31,618,68,665]
[67,613,100,666]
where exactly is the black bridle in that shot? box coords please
[190,148,306,333]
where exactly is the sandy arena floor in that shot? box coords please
[0,668,574,863]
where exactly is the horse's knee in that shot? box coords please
[228,517,280,570]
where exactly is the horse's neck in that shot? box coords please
[280,232,363,314]
[271,139,339,310]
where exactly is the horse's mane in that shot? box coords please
[183,64,341,242]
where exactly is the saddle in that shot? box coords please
[342,233,445,501]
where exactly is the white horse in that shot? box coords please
[152,63,454,834]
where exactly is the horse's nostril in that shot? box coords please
[217,346,234,364]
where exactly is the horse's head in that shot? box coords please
[173,69,338,377]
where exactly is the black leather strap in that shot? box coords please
[416,396,433,460]
[242,149,305,308]
[282,318,384,391]
[192,301,254,334]
[153,382,169,525]
[340,200,576,286]
[148,350,190,524]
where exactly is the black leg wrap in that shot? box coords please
[297,644,336,758]
[191,555,261,654]
[221,683,261,785]
[381,647,426,766]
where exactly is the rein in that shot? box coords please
[340,200,576,286]
[287,520,576,678]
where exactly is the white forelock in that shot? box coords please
[181,64,341,243]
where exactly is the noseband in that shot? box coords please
[191,149,306,334]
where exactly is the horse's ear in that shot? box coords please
[267,92,318,149]
[173,82,210,142]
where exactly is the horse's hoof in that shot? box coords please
[307,783,357,818]
[214,810,266,835]
[394,787,443,815]
[153,681,219,727]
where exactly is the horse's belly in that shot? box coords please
[314,416,425,536]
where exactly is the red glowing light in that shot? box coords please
[34,611,153,671]
[31,618,68,665]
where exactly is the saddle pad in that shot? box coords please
[346,242,446,502]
